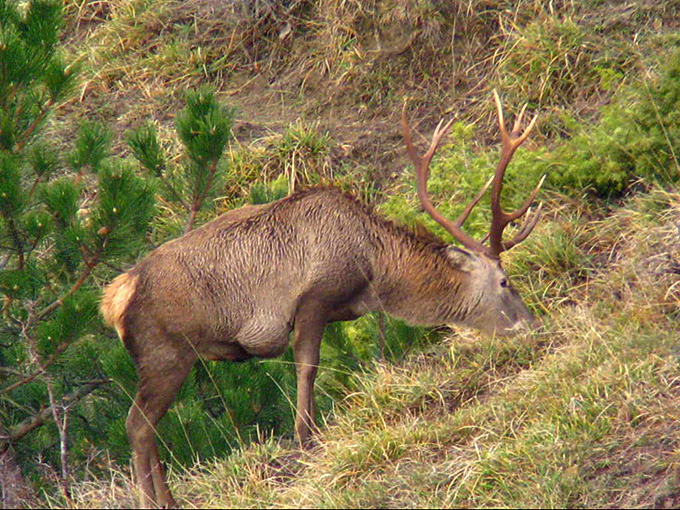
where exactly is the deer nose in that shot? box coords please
[507,314,541,334]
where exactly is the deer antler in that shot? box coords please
[402,91,543,259]
[402,104,490,253]
[487,90,543,257]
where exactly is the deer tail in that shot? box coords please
[100,273,138,340]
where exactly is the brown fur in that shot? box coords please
[101,186,535,508]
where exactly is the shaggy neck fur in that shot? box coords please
[369,219,479,327]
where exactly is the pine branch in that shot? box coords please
[27,174,42,200]
[0,367,24,378]
[5,217,25,270]
[36,249,100,321]
[0,341,71,395]
[2,380,110,444]
[184,206,198,234]
[23,235,43,264]
[14,99,54,154]
[197,158,220,207]
[160,176,189,211]
[184,157,219,233]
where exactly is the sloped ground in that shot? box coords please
[50,189,680,508]
[30,0,680,507]
[54,0,679,188]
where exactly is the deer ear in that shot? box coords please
[445,246,477,271]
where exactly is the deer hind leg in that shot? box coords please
[127,345,196,508]
[293,304,327,448]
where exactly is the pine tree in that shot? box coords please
[124,91,301,468]
[0,0,154,496]
[127,88,236,234]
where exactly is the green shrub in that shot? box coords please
[126,87,236,235]
[498,16,599,106]
[0,0,156,482]
[541,48,680,197]
[388,48,680,214]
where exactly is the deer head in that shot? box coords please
[402,90,544,335]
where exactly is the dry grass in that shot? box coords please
[29,2,680,508]
[58,0,675,156]
[46,187,680,509]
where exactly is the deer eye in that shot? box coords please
[500,279,509,288]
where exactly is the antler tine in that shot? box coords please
[454,176,493,228]
[402,103,423,170]
[493,89,538,152]
[424,117,456,166]
[515,111,538,147]
[513,103,528,133]
[493,89,507,141]
[401,104,456,174]
[502,202,543,251]
[402,103,486,253]
[504,173,546,223]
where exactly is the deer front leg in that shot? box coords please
[293,306,326,448]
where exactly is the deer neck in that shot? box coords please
[371,231,473,327]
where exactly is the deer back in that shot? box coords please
[101,188,387,358]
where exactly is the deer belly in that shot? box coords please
[235,314,292,358]
[198,342,252,362]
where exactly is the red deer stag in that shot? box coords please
[101,90,543,508]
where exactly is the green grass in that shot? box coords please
[49,188,680,509]
[19,1,680,508]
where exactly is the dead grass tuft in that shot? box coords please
[35,2,680,508]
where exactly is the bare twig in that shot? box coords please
[44,372,69,481]
[185,157,220,233]
[0,341,69,394]
[3,380,110,445]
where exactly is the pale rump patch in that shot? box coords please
[100,273,138,339]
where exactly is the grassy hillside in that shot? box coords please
[53,0,679,184]
[10,0,680,507]
[56,188,680,508]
